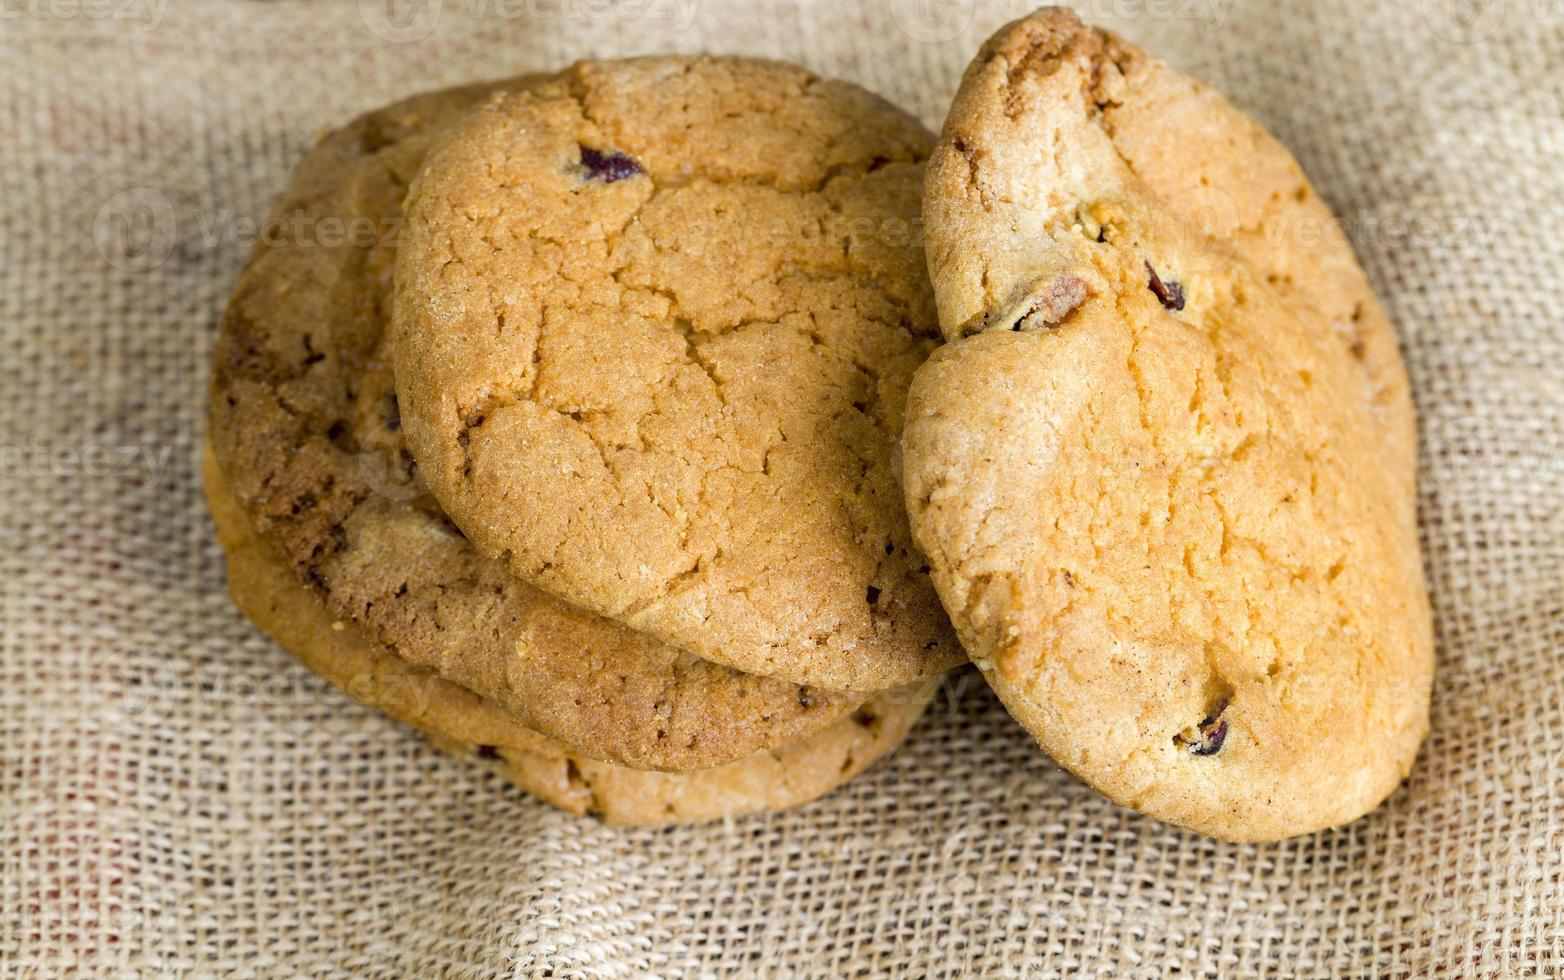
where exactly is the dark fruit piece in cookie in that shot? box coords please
[578,145,642,183]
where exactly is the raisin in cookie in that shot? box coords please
[903,8,1433,841]
[207,80,865,772]
[207,451,932,826]
[392,57,961,692]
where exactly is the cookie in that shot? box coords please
[903,8,1433,841]
[206,450,933,826]
[206,79,866,773]
[391,56,962,692]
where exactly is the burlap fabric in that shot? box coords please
[3,0,1560,975]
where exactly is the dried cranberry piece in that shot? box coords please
[1177,700,1230,756]
[1146,261,1185,311]
[1186,718,1228,756]
[578,145,642,183]
[1011,274,1087,331]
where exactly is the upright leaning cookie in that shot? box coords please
[393,57,962,692]
[904,8,1433,840]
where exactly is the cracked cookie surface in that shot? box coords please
[904,8,1433,841]
[206,452,932,826]
[393,57,962,691]
[206,79,867,772]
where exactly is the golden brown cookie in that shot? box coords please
[903,8,1433,841]
[392,57,962,692]
[206,79,867,772]
[206,451,933,826]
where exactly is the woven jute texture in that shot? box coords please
[3,0,1561,975]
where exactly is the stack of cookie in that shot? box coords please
[206,58,963,825]
[210,7,1436,841]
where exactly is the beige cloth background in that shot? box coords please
[3,0,1560,975]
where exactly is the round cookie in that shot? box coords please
[392,56,962,692]
[206,79,866,773]
[904,9,1433,841]
[206,453,933,826]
